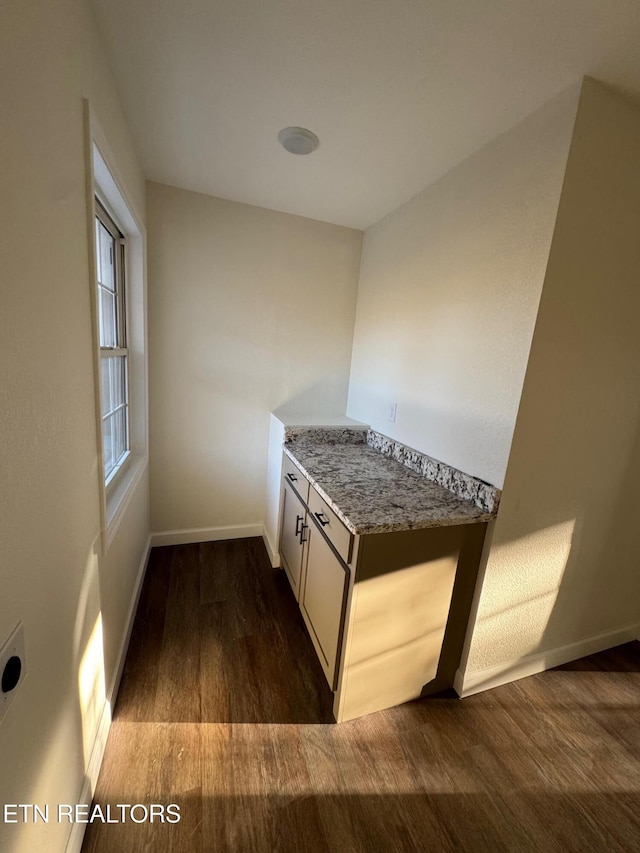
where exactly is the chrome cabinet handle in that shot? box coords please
[287,472,298,482]
[299,523,308,544]
[295,514,303,536]
[314,512,330,527]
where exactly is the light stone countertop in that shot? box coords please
[284,436,497,536]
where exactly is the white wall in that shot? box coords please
[347,85,580,488]
[0,2,149,851]
[461,79,640,684]
[147,182,362,536]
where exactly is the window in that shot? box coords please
[95,198,130,485]
[87,106,148,552]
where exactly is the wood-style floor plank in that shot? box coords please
[113,545,172,724]
[82,538,640,852]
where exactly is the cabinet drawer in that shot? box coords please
[308,488,353,564]
[282,453,309,503]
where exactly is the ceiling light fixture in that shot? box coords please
[278,126,320,155]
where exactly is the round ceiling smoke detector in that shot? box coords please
[278,126,319,155]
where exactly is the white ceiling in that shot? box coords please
[92,0,640,230]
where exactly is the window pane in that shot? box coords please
[99,286,116,348]
[113,356,126,409]
[97,220,115,291]
[101,356,127,415]
[103,413,114,477]
[113,406,128,466]
[95,201,128,485]
[100,358,112,417]
[95,219,102,283]
[101,355,128,480]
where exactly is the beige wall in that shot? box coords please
[462,79,640,681]
[347,85,580,488]
[0,2,148,851]
[99,479,150,689]
[147,182,362,534]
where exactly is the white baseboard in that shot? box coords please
[262,525,280,568]
[107,534,152,703]
[65,535,152,853]
[150,523,263,548]
[65,700,112,853]
[455,620,640,698]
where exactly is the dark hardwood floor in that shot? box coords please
[82,538,640,852]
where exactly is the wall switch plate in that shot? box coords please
[387,402,398,423]
[0,622,27,725]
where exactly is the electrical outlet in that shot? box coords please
[388,402,398,423]
[0,622,27,725]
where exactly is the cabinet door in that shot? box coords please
[280,480,306,599]
[300,522,348,689]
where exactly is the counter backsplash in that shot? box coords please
[284,425,368,445]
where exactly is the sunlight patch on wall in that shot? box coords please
[79,613,107,781]
[468,518,576,668]
[73,541,109,795]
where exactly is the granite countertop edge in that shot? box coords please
[282,444,496,537]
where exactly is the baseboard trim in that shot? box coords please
[262,525,280,568]
[454,621,640,698]
[65,535,152,853]
[150,523,264,548]
[65,699,112,853]
[107,534,152,703]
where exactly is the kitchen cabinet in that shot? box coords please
[279,468,350,688]
[300,515,349,689]
[277,433,497,723]
[279,479,306,599]
[278,450,489,721]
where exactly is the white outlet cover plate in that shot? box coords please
[0,621,27,725]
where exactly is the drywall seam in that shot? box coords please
[454,619,640,697]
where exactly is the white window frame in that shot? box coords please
[85,101,148,554]
[95,196,132,490]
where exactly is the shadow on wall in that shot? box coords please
[466,77,640,686]
[539,413,640,656]
[150,370,353,533]
[466,409,640,692]
[271,376,351,421]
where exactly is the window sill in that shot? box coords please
[104,452,148,553]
